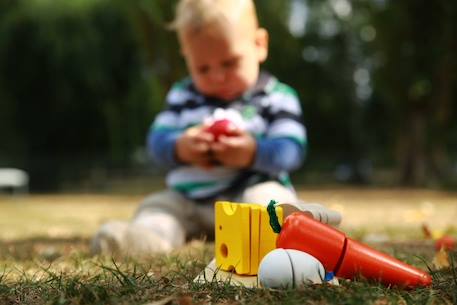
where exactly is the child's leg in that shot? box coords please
[240,181,342,225]
[91,220,129,255]
[130,210,185,248]
[91,190,193,256]
[133,189,201,240]
[123,211,185,255]
[240,181,298,205]
[185,181,300,239]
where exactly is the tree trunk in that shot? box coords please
[399,111,427,185]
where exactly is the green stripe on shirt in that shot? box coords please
[152,125,183,132]
[172,181,220,193]
[270,82,299,98]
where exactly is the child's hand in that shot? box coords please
[210,129,256,168]
[176,126,215,169]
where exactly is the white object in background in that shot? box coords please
[0,168,29,193]
[258,248,326,288]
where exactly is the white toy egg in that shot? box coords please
[258,248,326,288]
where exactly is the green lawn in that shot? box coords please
[1,188,456,304]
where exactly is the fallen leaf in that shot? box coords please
[177,295,194,305]
[432,247,450,269]
[422,223,432,239]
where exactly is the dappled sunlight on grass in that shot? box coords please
[0,195,139,240]
[2,188,457,241]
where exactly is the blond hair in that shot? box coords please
[170,0,258,34]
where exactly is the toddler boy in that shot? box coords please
[92,0,312,255]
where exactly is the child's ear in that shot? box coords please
[255,28,269,63]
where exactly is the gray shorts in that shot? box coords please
[134,181,298,240]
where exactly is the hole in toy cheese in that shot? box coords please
[220,243,228,258]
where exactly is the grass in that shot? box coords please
[1,239,456,304]
[1,189,457,304]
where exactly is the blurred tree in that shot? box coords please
[1,0,457,190]
[0,0,154,189]
[298,0,457,185]
[369,0,457,185]
[279,0,372,182]
[113,0,185,110]
[0,0,22,165]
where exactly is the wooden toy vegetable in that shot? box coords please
[267,201,432,288]
[258,248,326,288]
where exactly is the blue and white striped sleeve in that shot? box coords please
[251,83,307,174]
[146,82,189,169]
[146,116,182,169]
[252,138,305,174]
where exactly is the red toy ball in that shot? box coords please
[435,235,456,251]
[205,119,237,140]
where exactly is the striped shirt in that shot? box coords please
[147,72,307,200]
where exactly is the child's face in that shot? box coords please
[180,22,268,101]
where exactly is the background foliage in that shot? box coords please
[1,0,456,190]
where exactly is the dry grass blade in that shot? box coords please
[433,248,450,269]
